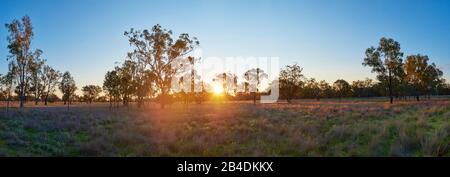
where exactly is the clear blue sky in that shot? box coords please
[1,0,450,88]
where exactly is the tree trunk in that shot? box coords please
[44,94,49,105]
[388,71,393,104]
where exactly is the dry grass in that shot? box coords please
[0,99,448,157]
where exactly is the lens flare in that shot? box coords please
[213,83,224,95]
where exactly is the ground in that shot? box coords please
[0,98,448,157]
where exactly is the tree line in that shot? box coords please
[2,16,449,109]
[1,16,108,109]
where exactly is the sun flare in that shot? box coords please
[213,83,224,95]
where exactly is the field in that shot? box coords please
[0,99,448,157]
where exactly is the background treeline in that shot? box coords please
[2,16,449,109]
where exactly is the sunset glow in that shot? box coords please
[213,83,224,95]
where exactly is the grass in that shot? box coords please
[0,99,448,157]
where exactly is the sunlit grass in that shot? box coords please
[0,99,448,157]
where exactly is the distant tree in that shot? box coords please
[362,78,375,97]
[279,64,304,103]
[41,65,61,105]
[243,68,268,104]
[116,60,136,106]
[103,69,121,109]
[215,72,233,95]
[405,54,444,100]
[231,74,238,96]
[363,37,404,104]
[351,80,366,98]
[305,78,320,100]
[188,56,199,103]
[422,63,443,98]
[82,85,102,104]
[5,16,42,108]
[333,79,352,99]
[124,24,199,109]
[1,64,16,111]
[59,71,77,110]
[318,80,332,99]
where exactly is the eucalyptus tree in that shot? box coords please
[279,64,304,103]
[81,85,102,104]
[41,65,61,105]
[124,24,199,108]
[305,78,320,100]
[333,79,352,99]
[363,37,404,104]
[103,69,121,109]
[59,71,77,110]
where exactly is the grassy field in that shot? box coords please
[0,99,448,157]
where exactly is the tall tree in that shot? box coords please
[279,64,304,103]
[41,65,61,105]
[5,15,40,108]
[59,71,77,110]
[363,37,404,104]
[124,24,199,108]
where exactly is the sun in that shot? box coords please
[213,83,224,95]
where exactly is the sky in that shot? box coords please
[0,0,450,89]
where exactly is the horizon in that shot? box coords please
[1,0,450,92]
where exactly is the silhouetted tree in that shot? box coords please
[279,64,304,103]
[305,78,320,100]
[405,54,429,101]
[363,37,404,104]
[59,71,77,110]
[318,80,332,99]
[41,65,61,105]
[103,69,121,109]
[82,85,102,104]
[423,63,443,99]
[243,68,268,104]
[1,64,16,111]
[5,16,42,108]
